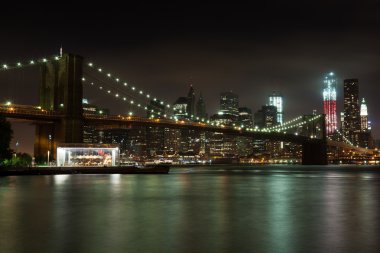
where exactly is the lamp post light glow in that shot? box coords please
[48,134,52,166]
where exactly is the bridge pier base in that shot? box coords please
[302,140,328,165]
[34,123,56,163]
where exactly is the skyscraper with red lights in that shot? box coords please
[323,72,337,135]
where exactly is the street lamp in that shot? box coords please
[14,141,19,158]
[47,134,52,166]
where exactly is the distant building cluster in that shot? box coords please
[80,74,374,163]
[323,73,374,148]
[81,84,295,163]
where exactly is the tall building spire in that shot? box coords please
[360,97,368,131]
[323,72,337,135]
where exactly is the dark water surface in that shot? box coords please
[1,165,380,253]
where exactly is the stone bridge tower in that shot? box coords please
[34,53,84,161]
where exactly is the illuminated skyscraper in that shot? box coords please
[323,72,337,135]
[173,97,189,120]
[196,93,207,120]
[254,105,277,128]
[238,107,253,128]
[187,85,196,118]
[220,91,239,117]
[360,98,368,131]
[268,91,283,124]
[343,79,360,145]
[359,98,373,148]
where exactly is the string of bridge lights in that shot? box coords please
[1,55,325,138]
[82,72,175,117]
[262,115,322,133]
[270,115,322,133]
[323,117,355,146]
[82,75,310,132]
[81,77,171,119]
[1,55,61,71]
[84,61,173,111]
[263,116,304,131]
[334,128,355,146]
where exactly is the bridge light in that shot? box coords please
[123,82,127,86]
[146,94,150,98]
[139,90,143,94]
[160,101,163,105]
[123,97,126,101]
[128,112,133,116]
[5,101,12,106]
[30,60,35,64]
[130,100,134,104]
[137,104,141,107]
[88,63,93,67]
[107,90,111,94]
[153,98,156,101]
[115,78,119,82]
[3,64,8,69]
[42,58,47,62]
[166,104,170,108]
[99,86,103,90]
[107,73,111,77]
[54,56,59,60]
[132,87,135,90]
[60,103,64,107]
[81,77,85,81]
[98,68,102,72]
[17,62,22,66]
[115,94,119,97]
[99,110,103,114]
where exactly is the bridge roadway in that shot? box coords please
[0,104,374,154]
[0,104,311,143]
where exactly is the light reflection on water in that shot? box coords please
[0,165,380,253]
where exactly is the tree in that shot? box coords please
[0,114,13,162]
[2,153,32,167]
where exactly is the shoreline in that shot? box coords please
[0,165,170,176]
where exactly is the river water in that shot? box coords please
[1,165,380,253]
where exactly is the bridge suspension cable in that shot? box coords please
[262,114,322,133]
[324,117,355,146]
[82,70,174,117]
[84,60,174,112]
[82,77,171,119]
[0,55,61,72]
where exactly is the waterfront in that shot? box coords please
[1,165,380,253]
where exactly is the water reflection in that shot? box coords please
[53,175,70,185]
[0,166,379,253]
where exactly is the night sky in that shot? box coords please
[1,1,380,154]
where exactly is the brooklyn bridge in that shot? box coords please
[0,54,374,165]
